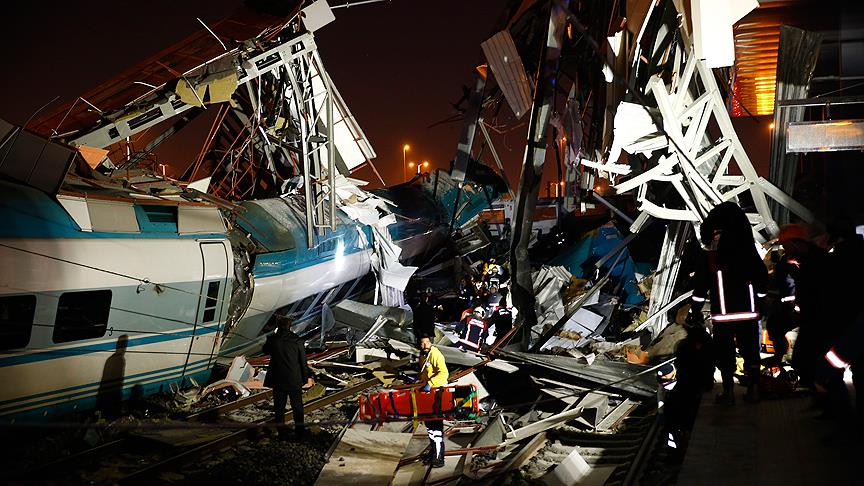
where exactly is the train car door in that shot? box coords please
[181,242,229,382]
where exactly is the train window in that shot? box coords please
[202,281,220,323]
[53,290,111,343]
[0,295,36,350]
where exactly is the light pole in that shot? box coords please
[402,144,410,181]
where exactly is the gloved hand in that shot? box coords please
[421,383,432,392]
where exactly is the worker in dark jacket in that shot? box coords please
[263,322,315,438]
[490,304,513,344]
[688,202,768,404]
[411,288,437,346]
[765,225,810,365]
[814,228,864,419]
[780,227,829,388]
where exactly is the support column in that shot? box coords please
[509,0,570,350]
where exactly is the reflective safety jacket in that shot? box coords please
[455,316,488,350]
[419,345,449,388]
[692,249,768,323]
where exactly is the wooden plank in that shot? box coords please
[315,429,412,486]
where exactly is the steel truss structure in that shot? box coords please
[58,26,375,248]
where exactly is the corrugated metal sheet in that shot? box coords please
[481,31,533,119]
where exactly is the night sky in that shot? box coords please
[0,0,539,189]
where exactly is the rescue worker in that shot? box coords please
[458,275,476,308]
[263,320,315,439]
[814,225,864,419]
[490,303,514,344]
[411,288,437,346]
[780,226,829,388]
[455,307,489,351]
[418,337,448,468]
[485,285,503,311]
[483,258,499,282]
[688,202,768,404]
[765,225,810,365]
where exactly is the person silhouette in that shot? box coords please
[96,334,128,419]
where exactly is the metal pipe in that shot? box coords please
[590,190,634,225]
[327,70,336,230]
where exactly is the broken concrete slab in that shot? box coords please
[315,429,412,486]
[541,447,618,486]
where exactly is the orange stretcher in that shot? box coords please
[358,384,480,423]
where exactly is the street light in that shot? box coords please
[402,144,410,181]
[408,162,415,177]
[421,161,429,174]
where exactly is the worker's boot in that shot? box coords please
[432,440,445,468]
[715,373,735,406]
[427,429,445,468]
[743,366,761,403]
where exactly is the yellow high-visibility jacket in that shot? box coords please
[419,345,449,388]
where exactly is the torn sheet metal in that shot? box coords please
[387,339,486,368]
[540,307,604,353]
[692,0,758,68]
[607,102,664,163]
[330,175,417,305]
[602,32,623,83]
[332,299,414,343]
[574,393,609,428]
[301,0,336,32]
[0,120,78,195]
[76,145,110,169]
[482,30,533,119]
[174,57,238,107]
[501,351,656,398]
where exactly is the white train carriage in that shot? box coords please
[0,181,232,420]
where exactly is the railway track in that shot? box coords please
[6,378,379,485]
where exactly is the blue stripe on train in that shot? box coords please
[0,326,221,368]
[0,359,213,415]
[0,356,213,408]
[3,368,214,422]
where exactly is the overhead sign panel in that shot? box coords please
[786,119,864,153]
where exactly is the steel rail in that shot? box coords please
[118,378,379,483]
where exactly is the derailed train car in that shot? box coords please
[0,139,501,421]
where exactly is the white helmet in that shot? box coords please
[474,307,486,318]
